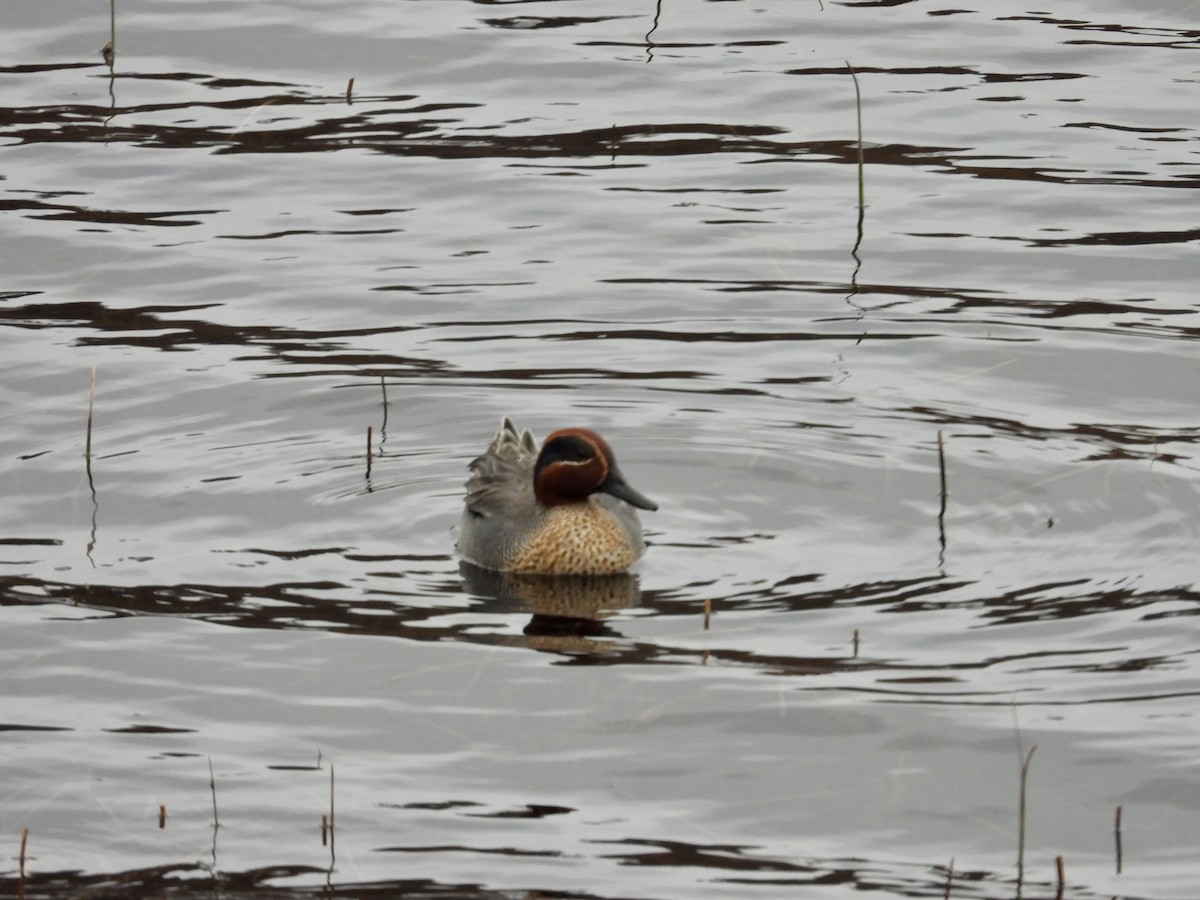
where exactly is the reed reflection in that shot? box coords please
[102,0,116,128]
[644,0,663,64]
[84,366,98,568]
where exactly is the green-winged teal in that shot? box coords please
[458,417,658,574]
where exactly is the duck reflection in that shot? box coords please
[459,562,641,654]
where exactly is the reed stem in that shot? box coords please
[937,430,948,563]
[208,756,219,827]
[846,62,865,211]
[1017,744,1037,889]
[86,366,96,462]
[1114,804,1123,874]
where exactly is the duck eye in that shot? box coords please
[545,435,595,464]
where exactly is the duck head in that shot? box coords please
[533,428,658,511]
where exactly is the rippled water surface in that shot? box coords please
[3,1,1199,897]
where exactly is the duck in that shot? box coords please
[458,417,658,575]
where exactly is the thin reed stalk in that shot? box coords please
[937,430,948,563]
[846,62,865,212]
[86,366,96,464]
[1114,805,1123,874]
[208,756,219,827]
[1017,744,1037,890]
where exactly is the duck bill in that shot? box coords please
[602,469,658,511]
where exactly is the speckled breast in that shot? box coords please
[505,503,643,575]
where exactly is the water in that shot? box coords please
[2,1,1199,897]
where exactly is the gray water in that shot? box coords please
[2,1,1199,898]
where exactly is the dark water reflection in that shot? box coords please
[4,0,1200,898]
[5,571,1197,693]
[0,854,1056,900]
